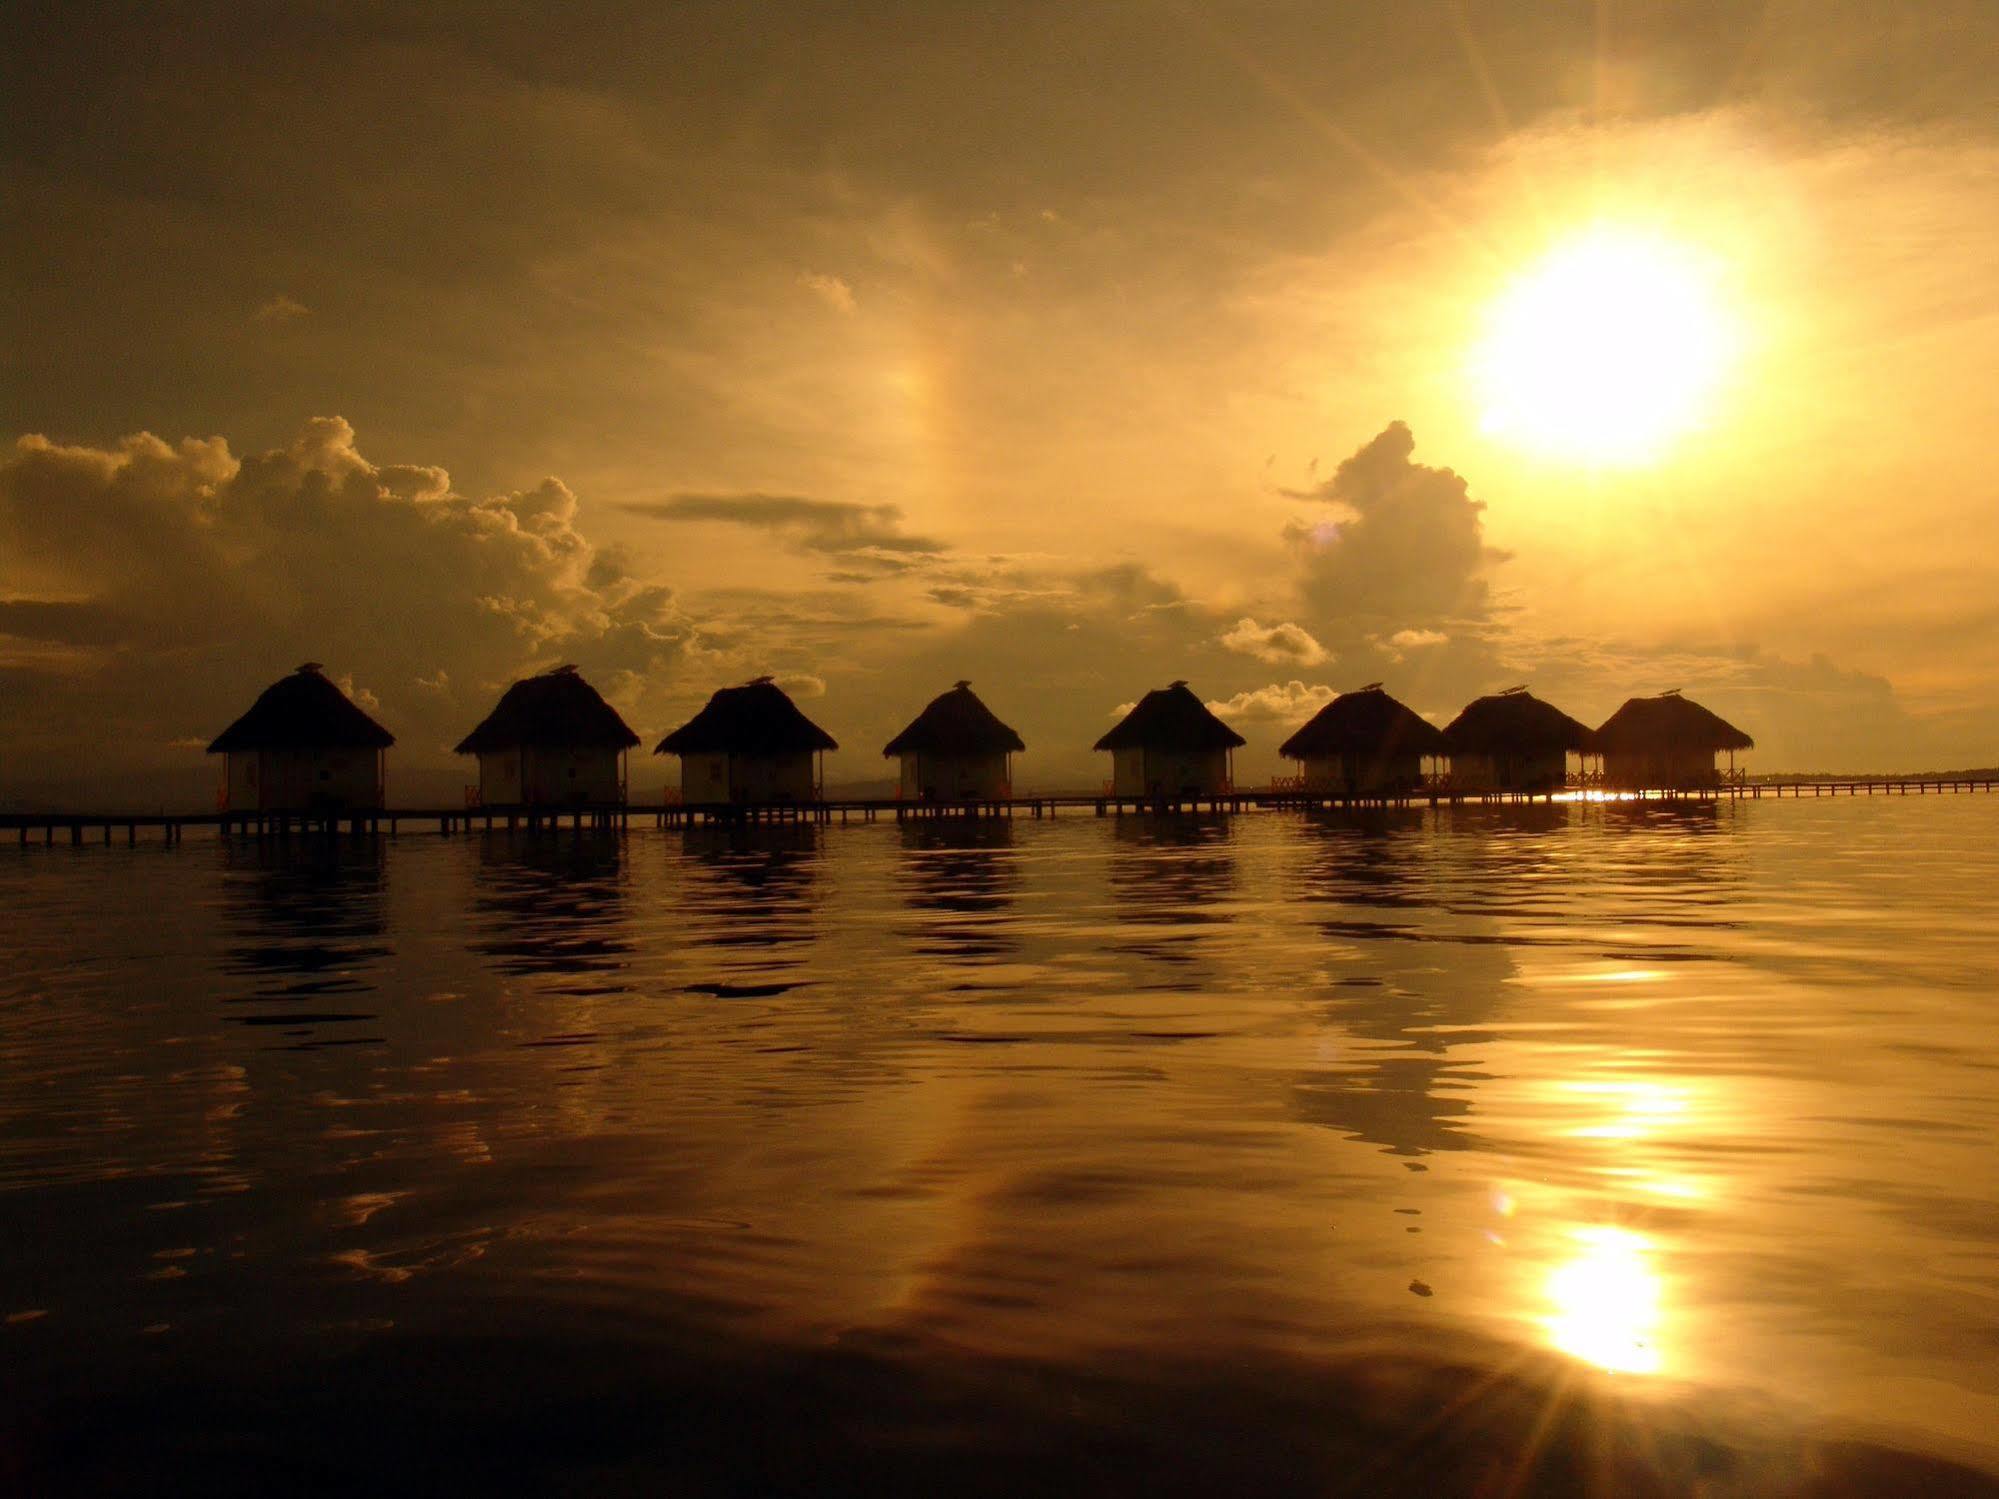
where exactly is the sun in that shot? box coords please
[1471,225,1739,467]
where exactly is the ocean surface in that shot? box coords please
[4,797,1997,1496]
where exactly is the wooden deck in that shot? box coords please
[3,775,1994,846]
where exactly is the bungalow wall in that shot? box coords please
[1109,746,1231,798]
[225,748,384,812]
[680,750,820,804]
[897,751,1010,800]
[1602,748,1724,791]
[1447,749,1570,793]
[477,747,625,805]
[1297,750,1426,795]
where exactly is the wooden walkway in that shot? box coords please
[3,776,1994,846]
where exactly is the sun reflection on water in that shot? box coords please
[1565,1079,1690,1141]
[1545,1225,1663,1375]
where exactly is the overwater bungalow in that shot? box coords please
[455,665,639,806]
[655,676,837,804]
[883,680,1024,801]
[1095,681,1245,799]
[207,662,394,812]
[1596,690,1753,790]
[1279,683,1445,796]
[1441,686,1593,793]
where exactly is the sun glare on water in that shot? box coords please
[1545,1226,1665,1375]
[1473,225,1739,467]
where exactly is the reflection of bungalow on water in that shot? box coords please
[1095,681,1244,798]
[455,664,639,805]
[883,681,1024,801]
[1441,686,1593,793]
[1279,683,1444,796]
[209,663,394,812]
[656,676,837,804]
[1596,691,1753,790]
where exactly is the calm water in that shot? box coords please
[3,798,1997,1495]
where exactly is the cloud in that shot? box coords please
[625,493,944,558]
[1514,633,1974,774]
[0,598,131,647]
[1219,617,1328,666]
[1388,628,1448,650]
[1291,421,1502,626]
[797,272,856,313]
[253,295,309,325]
[1266,422,1513,715]
[0,418,700,779]
[1205,681,1337,724]
[2,413,1969,795]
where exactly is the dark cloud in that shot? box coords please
[1516,635,1971,774]
[0,599,131,647]
[823,560,1272,785]
[0,414,1977,796]
[1258,421,1515,719]
[1291,421,1502,628]
[626,494,945,559]
[0,419,701,779]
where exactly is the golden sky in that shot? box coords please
[4,2,1997,791]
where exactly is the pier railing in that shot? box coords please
[7,773,1996,845]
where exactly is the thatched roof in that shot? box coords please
[1094,681,1246,752]
[1596,692,1753,753]
[654,677,837,756]
[207,663,395,753]
[454,665,640,755]
[1441,686,1594,755]
[1279,684,1444,760]
[883,681,1024,757]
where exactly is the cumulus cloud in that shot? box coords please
[775,672,827,698]
[0,418,700,782]
[1267,422,1513,716]
[626,493,944,559]
[1219,617,1328,666]
[797,272,857,313]
[1388,628,1448,650]
[1290,421,1502,626]
[253,294,310,324]
[1205,681,1337,724]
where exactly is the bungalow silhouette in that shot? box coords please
[208,662,393,812]
[1095,681,1244,798]
[455,665,639,806]
[883,681,1024,801]
[656,676,836,804]
[1596,691,1753,790]
[1279,683,1444,796]
[1441,686,1593,793]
